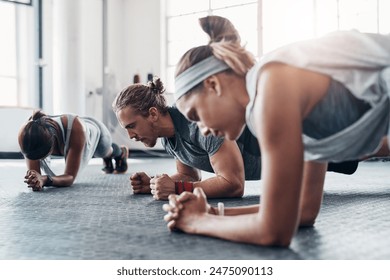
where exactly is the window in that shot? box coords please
[2,0,32,4]
[262,0,390,53]
[165,0,258,93]
[0,0,36,107]
[0,2,17,106]
[165,0,388,95]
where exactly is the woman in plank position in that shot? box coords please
[19,110,128,191]
[163,15,390,246]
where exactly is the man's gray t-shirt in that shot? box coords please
[161,107,261,180]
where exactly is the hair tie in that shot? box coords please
[149,81,161,95]
[33,119,42,125]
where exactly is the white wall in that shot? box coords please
[121,0,162,87]
[83,0,163,116]
[0,106,37,152]
[100,0,164,149]
[40,0,164,149]
[52,0,85,115]
[82,0,103,121]
[107,0,165,149]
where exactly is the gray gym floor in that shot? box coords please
[0,156,389,260]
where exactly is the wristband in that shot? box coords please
[45,175,54,186]
[175,181,194,194]
[217,202,225,216]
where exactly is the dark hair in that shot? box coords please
[112,76,168,116]
[175,15,255,92]
[19,110,57,160]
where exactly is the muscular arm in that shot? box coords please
[195,139,244,198]
[204,139,245,197]
[171,140,245,198]
[170,160,202,182]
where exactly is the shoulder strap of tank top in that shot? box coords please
[63,114,77,158]
[49,115,66,148]
[244,62,262,137]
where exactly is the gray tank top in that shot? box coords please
[302,79,372,139]
[245,31,390,162]
[40,114,101,176]
[162,107,261,180]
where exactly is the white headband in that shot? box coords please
[174,56,230,101]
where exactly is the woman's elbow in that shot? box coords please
[299,211,319,227]
[59,181,74,187]
[67,177,77,187]
[263,238,291,248]
[251,217,295,247]
[59,175,76,187]
[256,231,293,247]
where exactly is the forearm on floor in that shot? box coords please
[193,212,290,246]
[45,174,75,187]
[193,213,265,245]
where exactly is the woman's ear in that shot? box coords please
[204,75,223,96]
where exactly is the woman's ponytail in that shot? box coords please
[199,15,241,44]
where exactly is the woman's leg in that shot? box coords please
[113,145,128,174]
[361,136,390,160]
[327,160,359,175]
[87,118,128,174]
[374,136,390,157]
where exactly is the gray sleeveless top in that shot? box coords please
[245,30,390,162]
[161,107,261,180]
[40,114,101,176]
